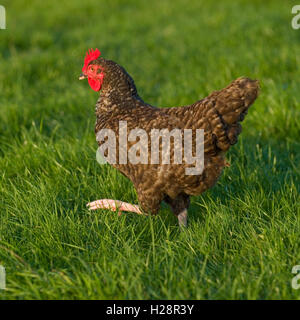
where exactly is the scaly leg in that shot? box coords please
[177,209,188,228]
[164,193,190,228]
[87,199,144,216]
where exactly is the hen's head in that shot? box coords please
[79,48,137,95]
[79,48,104,91]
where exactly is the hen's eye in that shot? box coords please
[90,67,94,72]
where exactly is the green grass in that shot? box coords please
[0,0,299,299]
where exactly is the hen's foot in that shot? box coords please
[177,209,188,228]
[87,199,143,216]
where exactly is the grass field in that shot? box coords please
[0,0,299,299]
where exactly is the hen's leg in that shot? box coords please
[87,190,163,217]
[136,189,163,216]
[87,199,143,215]
[165,193,190,227]
[177,209,188,228]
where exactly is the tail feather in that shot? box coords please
[210,77,259,151]
[214,77,259,124]
[163,77,259,154]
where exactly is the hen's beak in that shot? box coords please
[79,73,87,80]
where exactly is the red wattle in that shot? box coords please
[88,77,101,91]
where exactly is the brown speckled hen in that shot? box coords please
[80,49,259,227]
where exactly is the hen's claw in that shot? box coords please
[87,199,143,215]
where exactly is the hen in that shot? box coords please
[80,49,259,227]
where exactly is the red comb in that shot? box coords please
[82,48,101,72]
